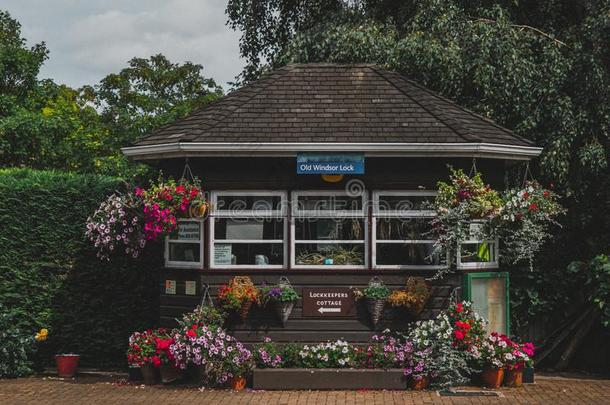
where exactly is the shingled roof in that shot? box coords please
[123,64,540,160]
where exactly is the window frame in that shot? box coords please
[209,190,288,269]
[164,219,205,269]
[371,190,443,270]
[291,190,368,269]
[457,221,500,270]
[462,271,510,335]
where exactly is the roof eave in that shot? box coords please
[121,142,542,161]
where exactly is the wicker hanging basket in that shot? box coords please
[274,276,296,325]
[274,301,295,326]
[366,297,386,328]
[239,300,252,322]
[365,276,387,328]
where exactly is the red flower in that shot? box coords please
[523,192,529,200]
[186,329,197,338]
[151,356,161,368]
[528,203,538,211]
[543,191,550,198]
[454,330,465,340]
[175,185,186,194]
[455,302,463,313]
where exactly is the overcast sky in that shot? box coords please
[4,0,243,91]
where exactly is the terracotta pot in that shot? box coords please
[504,368,523,387]
[409,377,430,390]
[523,367,535,384]
[55,354,80,378]
[140,363,160,385]
[159,364,181,384]
[230,376,247,391]
[481,367,504,388]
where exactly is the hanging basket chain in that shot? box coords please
[469,157,478,176]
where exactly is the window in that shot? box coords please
[457,221,499,269]
[210,191,287,268]
[463,272,509,334]
[372,191,442,269]
[165,219,204,268]
[291,191,367,268]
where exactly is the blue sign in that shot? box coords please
[297,153,365,174]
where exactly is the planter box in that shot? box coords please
[253,368,407,390]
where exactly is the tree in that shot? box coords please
[226,0,610,337]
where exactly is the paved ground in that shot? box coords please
[1,373,609,405]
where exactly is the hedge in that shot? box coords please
[0,168,162,369]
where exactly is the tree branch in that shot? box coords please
[472,17,571,49]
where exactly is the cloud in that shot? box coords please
[4,0,243,90]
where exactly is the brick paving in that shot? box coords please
[1,373,609,405]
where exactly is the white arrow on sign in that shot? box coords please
[318,307,341,314]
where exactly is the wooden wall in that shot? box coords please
[151,156,511,343]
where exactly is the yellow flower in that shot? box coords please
[35,328,49,342]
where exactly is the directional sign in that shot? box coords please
[302,288,356,317]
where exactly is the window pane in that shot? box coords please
[216,195,283,212]
[214,218,283,240]
[295,218,365,240]
[377,195,434,211]
[296,195,363,212]
[169,221,201,240]
[471,277,507,334]
[460,242,497,263]
[295,244,364,266]
[376,218,434,240]
[213,242,283,265]
[376,243,441,266]
[169,242,201,263]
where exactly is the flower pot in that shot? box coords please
[140,363,160,385]
[504,368,523,387]
[128,366,143,382]
[274,300,295,326]
[159,363,181,384]
[239,300,253,322]
[523,366,535,384]
[365,298,386,328]
[230,376,247,391]
[409,377,430,390]
[481,367,504,388]
[55,354,80,378]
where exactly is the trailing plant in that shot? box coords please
[259,283,300,305]
[217,276,259,312]
[170,324,253,385]
[500,181,565,269]
[176,304,226,330]
[352,284,390,301]
[388,277,430,315]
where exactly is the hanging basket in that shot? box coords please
[274,300,295,326]
[239,300,253,322]
[366,298,386,328]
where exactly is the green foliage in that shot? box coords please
[0,304,36,377]
[0,168,162,369]
[176,305,227,330]
[362,285,390,300]
[568,254,610,327]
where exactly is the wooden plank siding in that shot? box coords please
[151,156,509,343]
[159,270,461,343]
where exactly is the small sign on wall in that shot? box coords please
[185,280,197,296]
[214,243,233,265]
[165,280,176,295]
[302,288,356,317]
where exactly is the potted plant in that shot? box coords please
[404,347,433,390]
[218,276,259,322]
[352,277,390,327]
[521,342,535,383]
[48,329,80,379]
[153,330,180,384]
[259,277,300,325]
[388,277,430,317]
[503,340,534,387]
[127,330,162,385]
[478,332,511,388]
[176,304,226,330]
[447,301,488,352]
[170,323,252,388]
